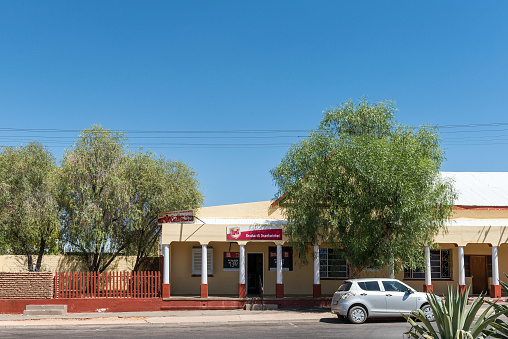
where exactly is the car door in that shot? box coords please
[357,281,386,315]
[382,280,418,315]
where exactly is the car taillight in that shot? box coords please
[340,292,356,300]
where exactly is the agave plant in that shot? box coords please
[404,285,508,339]
[482,276,508,338]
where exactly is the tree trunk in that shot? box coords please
[35,237,46,272]
[24,244,34,272]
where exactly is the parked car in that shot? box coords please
[331,278,436,324]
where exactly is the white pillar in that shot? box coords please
[163,244,170,284]
[458,246,465,286]
[425,246,431,286]
[276,244,283,284]
[492,246,500,285]
[314,245,320,285]
[239,245,246,285]
[389,258,395,279]
[201,244,208,285]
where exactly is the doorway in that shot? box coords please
[247,253,264,295]
[470,256,488,295]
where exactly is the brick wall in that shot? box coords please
[0,255,137,272]
[0,272,54,299]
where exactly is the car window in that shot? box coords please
[382,281,409,292]
[338,282,352,291]
[358,281,380,291]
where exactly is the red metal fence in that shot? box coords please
[54,271,161,299]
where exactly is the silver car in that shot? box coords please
[331,278,435,324]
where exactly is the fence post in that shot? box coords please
[54,273,58,299]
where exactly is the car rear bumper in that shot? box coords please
[331,299,349,316]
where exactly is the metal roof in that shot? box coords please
[441,172,508,206]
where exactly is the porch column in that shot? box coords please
[201,243,208,298]
[276,244,284,298]
[313,245,321,298]
[389,257,395,279]
[162,244,170,298]
[423,246,433,293]
[458,246,466,293]
[239,244,246,298]
[491,246,501,298]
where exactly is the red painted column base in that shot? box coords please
[313,284,322,298]
[200,284,208,298]
[276,284,284,298]
[491,284,502,298]
[423,285,433,293]
[162,283,170,298]
[459,285,466,294]
[238,283,246,298]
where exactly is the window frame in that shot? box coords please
[404,249,452,280]
[319,247,348,279]
[191,247,214,275]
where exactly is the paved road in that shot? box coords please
[0,317,413,338]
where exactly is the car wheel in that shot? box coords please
[348,305,367,324]
[421,304,434,322]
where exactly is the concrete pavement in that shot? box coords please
[0,303,500,328]
[0,308,331,327]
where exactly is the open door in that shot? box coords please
[247,253,263,295]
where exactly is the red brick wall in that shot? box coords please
[0,272,54,299]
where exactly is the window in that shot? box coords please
[382,280,410,293]
[268,246,293,271]
[358,281,381,291]
[319,248,348,279]
[404,249,451,279]
[192,247,213,275]
[338,282,352,291]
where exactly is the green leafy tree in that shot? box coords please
[271,98,456,277]
[124,151,203,271]
[59,125,204,272]
[0,142,60,271]
[59,125,132,272]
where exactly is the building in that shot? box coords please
[159,172,508,298]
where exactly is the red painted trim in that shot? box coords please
[0,298,165,314]
[162,284,170,298]
[454,205,508,210]
[423,285,433,293]
[313,284,321,298]
[200,284,208,298]
[272,203,508,210]
[491,285,502,298]
[276,284,284,298]
[271,194,286,208]
[0,297,332,314]
[238,284,246,298]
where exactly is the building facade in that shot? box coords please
[159,172,508,298]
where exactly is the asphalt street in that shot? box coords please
[0,317,413,339]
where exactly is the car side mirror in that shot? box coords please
[407,289,414,294]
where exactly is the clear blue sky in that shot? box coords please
[1,1,507,207]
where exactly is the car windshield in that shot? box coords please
[338,282,352,291]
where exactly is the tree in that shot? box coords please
[123,151,203,271]
[59,125,131,272]
[59,125,204,272]
[0,142,60,271]
[270,98,456,278]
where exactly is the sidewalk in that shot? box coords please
[0,303,499,328]
[0,308,331,328]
